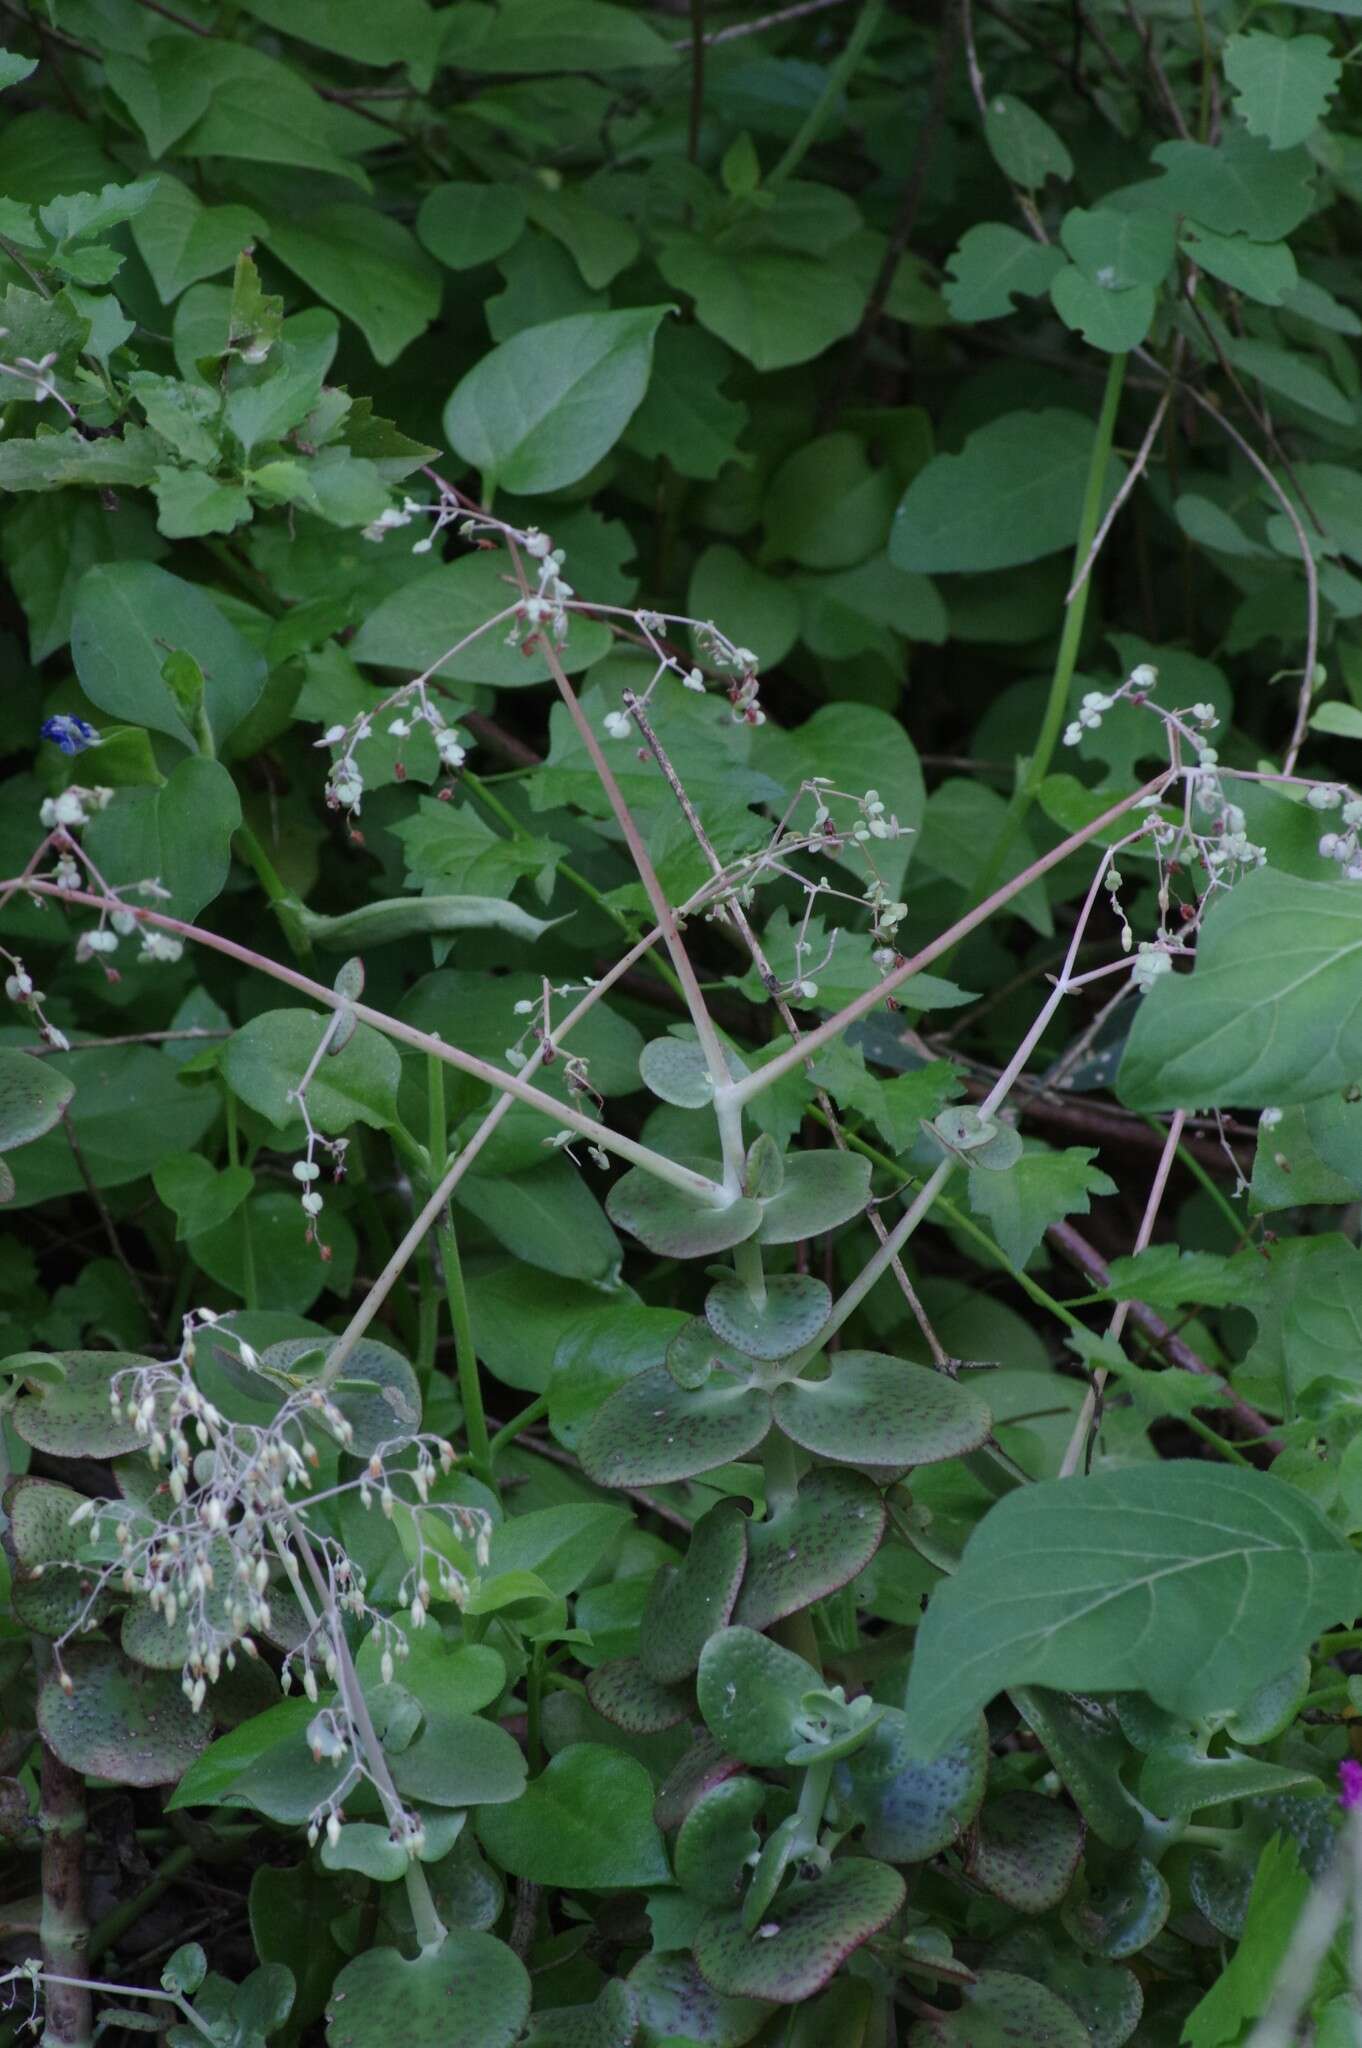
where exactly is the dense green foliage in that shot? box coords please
[9,2,1362,2044]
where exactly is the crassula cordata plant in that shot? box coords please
[13,4,1362,2047]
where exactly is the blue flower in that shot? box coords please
[40,715,100,757]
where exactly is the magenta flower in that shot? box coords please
[1338,1760,1362,1811]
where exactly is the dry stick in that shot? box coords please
[1067,382,1173,604]
[516,566,746,1187]
[316,885,725,1388]
[727,773,1175,1112]
[9,877,722,1207]
[962,0,1047,243]
[1058,1110,1186,1478]
[29,1029,228,1057]
[1122,0,1190,137]
[626,693,949,1365]
[675,0,857,44]
[1045,1220,1281,1448]
[1143,360,1320,772]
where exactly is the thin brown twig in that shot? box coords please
[28,1028,228,1057]
[672,0,856,46]
[62,1115,157,1321]
[131,0,213,30]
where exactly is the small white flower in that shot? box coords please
[83,928,118,955]
[435,727,467,768]
[140,931,184,965]
[1308,784,1343,811]
[1259,1107,1284,1130]
[1128,663,1158,691]
[524,530,552,559]
[603,710,632,741]
[293,1161,320,1182]
[683,668,705,692]
[321,725,348,746]
[1062,721,1084,748]
[301,1191,323,1217]
[387,718,411,738]
[5,969,33,1002]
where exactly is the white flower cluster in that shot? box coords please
[361,494,460,557]
[1063,663,1162,749]
[318,696,469,820]
[1311,785,1362,880]
[39,784,113,831]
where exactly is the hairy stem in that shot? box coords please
[38,1738,90,2048]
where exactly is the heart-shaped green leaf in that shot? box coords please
[773,1354,991,1468]
[696,1627,821,1767]
[626,1952,771,2047]
[1061,1850,1170,1959]
[640,1500,749,1684]
[39,1641,210,1786]
[694,1857,904,2003]
[833,1708,988,1861]
[905,1969,1089,2046]
[989,1932,1142,2048]
[520,1980,640,2048]
[387,1710,527,1808]
[586,1657,691,1735]
[968,1791,1084,1912]
[675,1775,767,1908]
[4,1477,113,1636]
[757,1152,871,1244]
[580,1365,770,1488]
[476,1745,670,1889]
[704,1275,831,1362]
[607,1167,760,1259]
[734,1467,885,1631]
[325,1935,530,2048]
[640,1035,719,1108]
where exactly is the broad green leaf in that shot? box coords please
[350,552,611,686]
[223,1010,401,1135]
[625,322,748,480]
[387,1712,526,1808]
[656,237,863,372]
[150,467,253,541]
[153,1155,253,1242]
[983,95,1072,187]
[1118,868,1362,1109]
[1050,269,1155,352]
[172,43,374,187]
[192,1193,357,1315]
[1227,335,1353,424]
[325,1936,530,2048]
[1181,1838,1309,2048]
[967,1145,1116,1269]
[834,1708,988,1860]
[1224,32,1340,151]
[1061,207,1174,289]
[758,1152,872,1244]
[763,434,896,571]
[756,700,926,896]
[1144,133,1318,241]
[943,223,1065,322]
[705,1275,831,1362]
[0,49,36,90]
[891,410,1125,575]
[416,183,527,270]
[606,1170,759,1260]
[457,1160,621,1284]
[71,562,266,749]
[0,491,164,664]
[688,543,799,669]
[476,1744,669,1888]
[487,1503,627,1594]
[1179,222,1297,304]
[795,554,948,658]
[442,0,675,72]
[526,185,639,289]
[0,1049,73,1155]
[903,1465,1362,1758]
[5,1048,216,1210]
[444,307,670,494]
[83,754,242,921]
[238,0,445,78]
[263,207,442,366]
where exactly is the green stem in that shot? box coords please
[414,1235,438,1383]
[762,1429,801,1517]
[527,1644,546,1774]
[965,350,1129,921]
[233,824,310,959]
[766,0,884,188]
[488,1396,548,1463]
[224,1094,257,1314]
[436,1213,491,1485]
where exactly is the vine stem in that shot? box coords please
[7,877,724,1207]
[37,1730,90,2048]
[965,348,1129,920]
[424,1054,492,1485]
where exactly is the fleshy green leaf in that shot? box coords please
[695,1859,905,2003]
[773,1353,992,1469]
[325,1936,530,2048]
